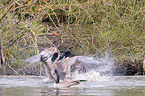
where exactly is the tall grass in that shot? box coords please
[0,0,144,75]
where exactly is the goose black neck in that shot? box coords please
[55,69,59,84]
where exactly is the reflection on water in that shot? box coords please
[0,76,145,96]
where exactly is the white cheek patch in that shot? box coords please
[45,57,52,63]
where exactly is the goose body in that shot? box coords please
[54,80,87,88]
[54,69,87,88]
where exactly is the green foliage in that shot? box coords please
[0,0,145,75]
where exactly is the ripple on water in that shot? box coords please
[0,76,145,96]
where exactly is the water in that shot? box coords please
[1,55,144,96]
[0,75,145,96]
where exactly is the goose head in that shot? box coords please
[57,51,72,61]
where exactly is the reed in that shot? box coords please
[0,0,144,75]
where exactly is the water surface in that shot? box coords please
[0,75,145,96]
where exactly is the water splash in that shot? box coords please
[71,70,109,82]
[95,53,114,76]
[70,53,114,82]
[43,53,114,83]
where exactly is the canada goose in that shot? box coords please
[26,47,100,81]
[54,69,87,88]
[40,52,101,80]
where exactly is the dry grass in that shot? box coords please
[0,0,144,75]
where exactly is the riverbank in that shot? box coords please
[113,60,144,76]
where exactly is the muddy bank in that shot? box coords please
[113,61,144,76]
